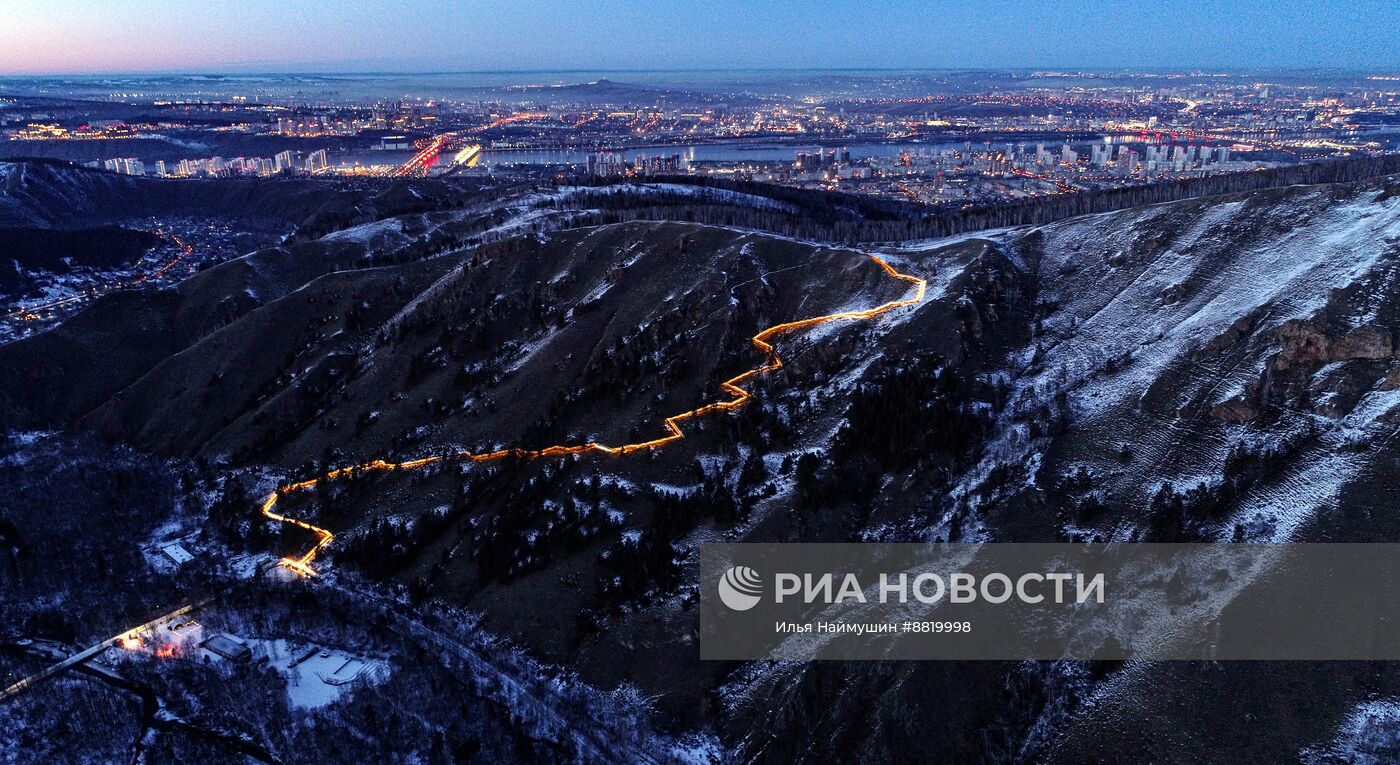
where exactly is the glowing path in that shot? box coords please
[261,253,927,575]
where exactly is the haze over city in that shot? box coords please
[4,0,1400,73]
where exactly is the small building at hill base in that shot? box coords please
[202,633,252,661]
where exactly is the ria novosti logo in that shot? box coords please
[715,566,1107,611]
[718,566,764,611]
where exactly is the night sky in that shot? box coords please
[3,0,1398,74]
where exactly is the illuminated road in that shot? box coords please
[1011,167,1077,193]
[389,134,453,177]
[476,112,547,132]
[1,229,196,322]
[261,252,927,575]
[893,182,925,203]
[452,144,482,167]
[0,602,201,702]
[135,231,197,282]
[389,114,546,177]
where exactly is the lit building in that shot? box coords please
[102,158,145,176]
[587,150,627,177]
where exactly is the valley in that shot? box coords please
[3,158,1400,763]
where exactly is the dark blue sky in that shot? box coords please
[3,0,1398,74]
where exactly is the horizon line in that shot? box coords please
[2,65,1397,79]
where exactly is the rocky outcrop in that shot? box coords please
[1381,362,1400,391]
[1310,362,1376,419]
[1195,304,1271,359]
[1335,324,1395,360]
[1211,394,1260,423]
[1273,320,1393,370]
[1211,322,1396,422]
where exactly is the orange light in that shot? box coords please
[257,253,927,576]
[119,635,142,650]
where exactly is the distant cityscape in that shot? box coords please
[3,70,1397,207]
[4,9,1400,753]
[97,148,328,177]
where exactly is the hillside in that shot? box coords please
[4,168,1400,762]
[0,225,161,296]
[0,160,346,229]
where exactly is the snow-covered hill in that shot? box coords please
[7,167,1400,763]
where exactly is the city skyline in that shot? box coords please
[3,0,1400,75]
[6,7,1400,762]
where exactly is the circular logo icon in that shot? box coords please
[718,565,763,611]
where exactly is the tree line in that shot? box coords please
[558,154,1400,244]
